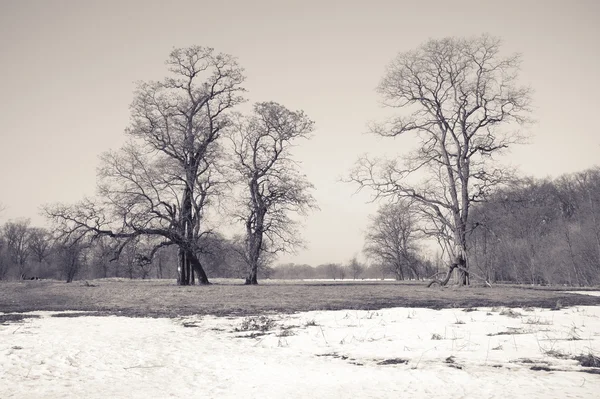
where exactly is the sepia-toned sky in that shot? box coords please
[0,0,598,266]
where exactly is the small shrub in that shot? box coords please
[277,329,296,337]
[544,349,568,359]
[500,308,522,318]
[431,333,443,340]
[551,300,562,311]
[0,314,40,325]
[445,356,463,369]
[524,317,553,325]
[236,316,277,332]
[530,365,552,371]
[304,319,318,327]
[574,353,600,367]
[378,358,408,365]
[567,325,582,341]
[487,328,526,336]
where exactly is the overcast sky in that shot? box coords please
[0,0,598,266]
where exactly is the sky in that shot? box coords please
[0,0,599,266]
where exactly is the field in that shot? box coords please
[2,278,600,317]
[2,279,600,398]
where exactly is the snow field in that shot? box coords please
[1,305,599,398]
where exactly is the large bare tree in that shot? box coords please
[46,46,245,285]
[351,35,532,285]
[230,102,317,284]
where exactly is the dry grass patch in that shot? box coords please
[0,313,40,325]
[1,279,599,318]
[574,353,600,367]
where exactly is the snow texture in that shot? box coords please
[1,305,599,398]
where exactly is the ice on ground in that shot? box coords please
[1,306,599,398]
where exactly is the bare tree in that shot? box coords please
[88,236,115,278]
[3,219,31,279]
[230,102,317,284]
[363,202,421,280]
[55,239,87,283]
[0,233,8,280]
[28,227,52,263]
[324,263,342,280]
[348,256,365,280]
[45,46,245,285]
[351,35,532,285]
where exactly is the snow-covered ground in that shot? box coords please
[1,305,599,398]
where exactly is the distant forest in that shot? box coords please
[2,167,599,286]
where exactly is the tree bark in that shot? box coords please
[455,228,470,286]
[189,250,209,285]
[245,269,258,285]
[427,255,466,287]
[177,248,187,285]
[427,263,456,288]
[245,209,265,285]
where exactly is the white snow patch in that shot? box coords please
[565,291,600,297]
[1,306,599,398]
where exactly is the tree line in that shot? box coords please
[468,167,600,286]
[363,167,600,286]
[0,221,275,282]
[3,160,599,288]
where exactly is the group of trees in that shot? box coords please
[3,35,597,287]
[272,255,437,281]
[0,219,82,282]
[362,167,600,286]
[352,34,533,286]
[0,218,276,282]
[44,46,316,285]
[468,168,600,285]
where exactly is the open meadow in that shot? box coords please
[2,278,600,317]
[2,279,600,398]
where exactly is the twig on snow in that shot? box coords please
[123,365,164,370]
[319,326,328,345]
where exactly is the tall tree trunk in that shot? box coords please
[456,225,470,286]
[188,249,209,284]
[179,183,193,286]
[157,255,163,279]
[245,211,264,285]
[178,248,187,285]
[245,232,261,285]
[178,247,210,285]
[245,268,258,285]
[456,253,469,286]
